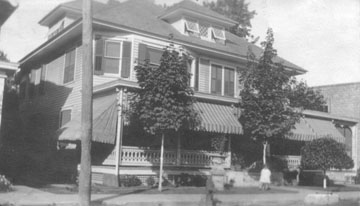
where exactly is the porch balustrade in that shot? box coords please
[102,146,231,168]
[274,155,301,170]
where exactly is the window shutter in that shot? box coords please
[138,43,148,65]
[121,41,132,78]
[94,38,104,75]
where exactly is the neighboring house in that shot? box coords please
[0,0,18,144]
[16,0,356,184]
[314,82,360,173]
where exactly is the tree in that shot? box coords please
[301,138,354,188]
[288,79,327,111]
[0,51,10,62]
[239,28,300,165]
[204,0,256,40]
[132,45,199,191]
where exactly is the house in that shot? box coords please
[16,0,355,185]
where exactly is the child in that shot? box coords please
[259,164,271,190]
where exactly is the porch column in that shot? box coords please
[176,133,181,166]
[115,88,124,177]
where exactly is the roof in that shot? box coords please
[0,0,18,27]
[159,0,237,26]
[26,0,305,73]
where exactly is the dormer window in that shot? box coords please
[211,26,226,40]
[184,19,200,34]
[199,23,210,39]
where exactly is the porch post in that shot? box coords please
[176,133,181,166]
[115,88,124,178]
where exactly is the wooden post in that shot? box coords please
[79,0,93,205]
[176,133,181,166]
[115,88,123,182]
[159,133,165,191]
[263,141,267,165]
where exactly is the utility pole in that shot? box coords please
[79,0,93,205]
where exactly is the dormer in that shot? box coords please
[159,0,236,43]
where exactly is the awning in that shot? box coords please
[194,102,243,135]
[57,93,118,144]
[287,116,345,143]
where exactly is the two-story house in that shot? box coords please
[16,0,357,185]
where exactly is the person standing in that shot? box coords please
[259,164,271,190]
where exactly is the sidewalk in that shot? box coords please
[0,185,359,206]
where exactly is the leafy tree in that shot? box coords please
[132,45,199,191]
[0,51,9,62]
[301,138,354,188]
[288,79,327,111]
[239,28,300,164]
[204,0,257,40]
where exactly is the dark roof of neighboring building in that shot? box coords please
[31,0,305,73]
[159,0,237,25]
[0,0,18,27]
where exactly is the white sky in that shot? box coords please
[0,0,359,86]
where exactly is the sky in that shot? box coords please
[0,0,359,87]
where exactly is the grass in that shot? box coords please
[294,184,360,192]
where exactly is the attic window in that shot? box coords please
[184,19,199,34]
[212,26,226,40]
[199,24,209,39]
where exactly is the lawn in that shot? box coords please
[294,184,360,192]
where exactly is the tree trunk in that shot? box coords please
[263,141,268,165]
[159,133,165,191]
[323,170,327,189]
[79,0,93,205]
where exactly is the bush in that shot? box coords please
[355,168,360,184]
[120,175,142,187]
[146,176,155,187]
[175,173,207,187]
[0,175,12,192]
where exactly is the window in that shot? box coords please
[138,43,163,66]
[211,26,226,40]
[199,24,209,39]
[94,37,132,78]
[224,67,234,96]
[210,64,235,97]
[60,109,71,127]
[63,49,76,84]
[184,19,200,34]
[211,64,222,95]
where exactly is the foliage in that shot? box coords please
[287,79,327,111]
[120,175,142,187]
[300,138,354,171]
[0,175,12,192]
[204,0,256,40]
[239,28,301,144]
[175,173,207,187]
[355,168,360,184]
[231,153,246,169]
[210,135,227,153]
[146,176,156,187]
[132,46,199,135]
[0,51,9,62]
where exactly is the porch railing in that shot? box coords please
[274,155,301,170]
[102,146,231,168]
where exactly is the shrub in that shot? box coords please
[146,176,155,187]
[175,173,207,187]
[120,175,142,187]
[0,175,12,192]
[355,168,360,184]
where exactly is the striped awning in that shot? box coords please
[287,116,345,143]
[194,102,243,135]
[57,93,118,144]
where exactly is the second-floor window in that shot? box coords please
[138,43,163,66]
[63,49,76,84]
[211,64,235,97]
[95,38,132,78]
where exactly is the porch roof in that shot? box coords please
[57,92,118,144]
[287,116,345,143]
[194,102,243,135]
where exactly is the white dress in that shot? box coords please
[259,168,271,183]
